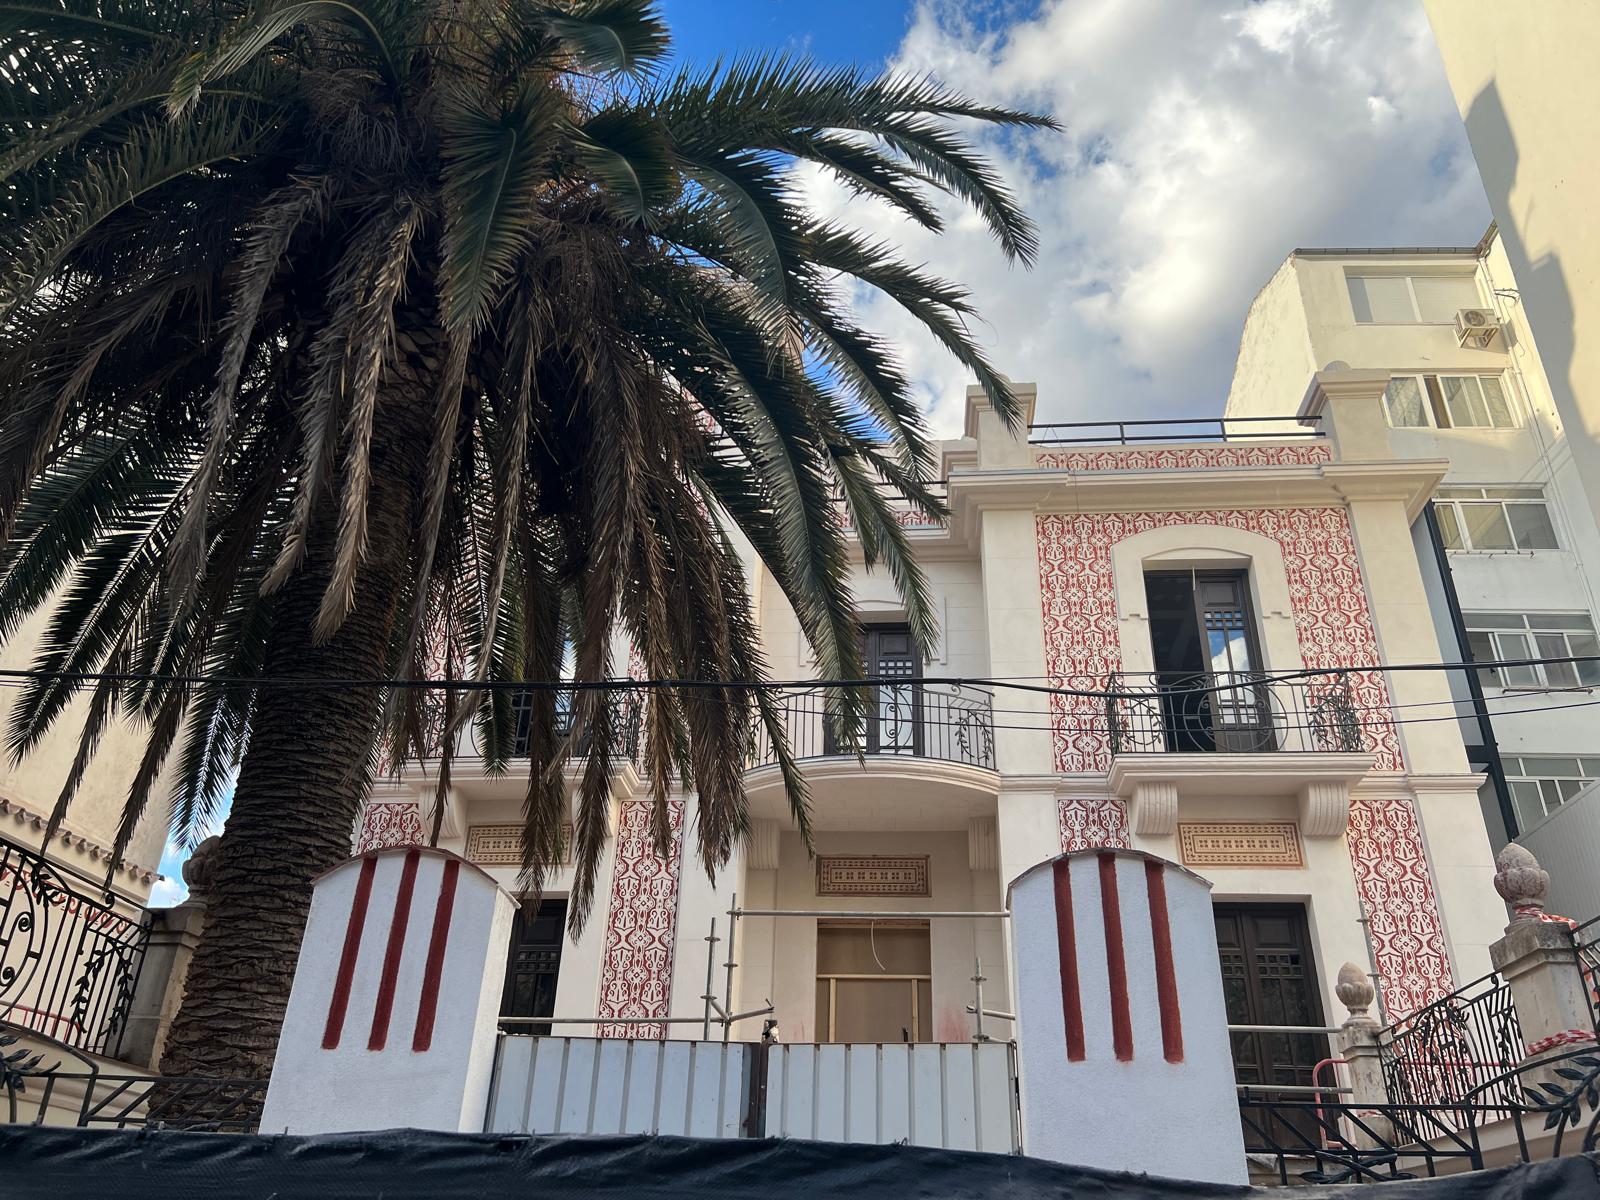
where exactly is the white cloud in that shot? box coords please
[807,0,1489,434]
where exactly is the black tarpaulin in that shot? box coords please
[0,1127,1596,1200]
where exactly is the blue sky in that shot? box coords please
[152,0,1490,904]
[660,0,915,68]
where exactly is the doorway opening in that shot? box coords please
[1214,902,1333,1147]
[1144,569,1275,752]
[500,898,566,1035]
[814,920,932,1043]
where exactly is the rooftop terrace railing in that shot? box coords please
[1027,414,1321,445]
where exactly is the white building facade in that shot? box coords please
[358,379,1509,1087]
[1226,229,1600,920]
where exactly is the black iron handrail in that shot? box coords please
[1,1019,263,1130]
[1240,1045,1600,1185]
[1028,414,1322,446]
[0,835,149,1058]
[1379,971,1526,1113]
[470,689,645,763]
[1104,671,1370,756]
[748,682,996,771]
[1572,915,1600,1032]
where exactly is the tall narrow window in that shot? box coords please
[1143,570,1274,753]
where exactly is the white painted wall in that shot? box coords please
[261,848,515,1134]
[1009,851,1246,1184]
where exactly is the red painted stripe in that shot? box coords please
[322,856,377,1049]
[412,858,460,1052]
[1144,860,1184,1063]
[1098,852,1133,1062]
[368,848,421,1051]
[1052,858,1086,1062]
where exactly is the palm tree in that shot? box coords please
[0,0,1050,1083]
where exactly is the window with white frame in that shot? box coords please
[1346,273,1482,324]
[1383,374,1516,430]
[1434,486,1559,551]
[1502,755,1600,830]
[1464,612,1600,689]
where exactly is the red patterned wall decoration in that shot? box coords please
[1035,442,1332,472]
[354,798,425,853]
[596,797,685,1039]
[1058,796,1131,853]
[1036,506,1450,1016]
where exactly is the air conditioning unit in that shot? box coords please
[1456,307,1503,348]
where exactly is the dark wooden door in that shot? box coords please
[1215,903,1334,1148]
[1145,571,1273,752]
[500,898,566,1035]
[865,625,922,756]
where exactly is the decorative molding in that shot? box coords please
[1129,780,1180,836]
[746,819,781,872]
[596,798,684,1039]
[1036,443,1332,472]
[1177,822,1304,869]
[0,796,159,882]
[1299,780,1352,837]
[968,817,999,871]
[463,822,573,867]
[354,798,425,853]
[816,855,931,897]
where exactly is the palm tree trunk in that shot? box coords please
[155,378,431,1091]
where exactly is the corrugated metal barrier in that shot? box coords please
[486,1037,1020,1154]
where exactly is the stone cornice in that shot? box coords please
[0,794,160,883]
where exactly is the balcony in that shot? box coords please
[1104,670,1366,757]
[749,683,995,771]
[1101,672,1375,835]
[745,684,999,827]
[0,835,148,1058]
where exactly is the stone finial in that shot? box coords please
[1335,962,1376,1022]
[180,835,222,902]
[1493,843,1549,923]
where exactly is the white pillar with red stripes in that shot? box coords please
[259,846,516,1134]
[1008,848,1246,1184]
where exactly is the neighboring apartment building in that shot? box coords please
[1425,3,1600,531]
[359,380,1509,1112]
[1225,228,1600,919]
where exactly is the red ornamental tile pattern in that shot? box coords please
[354,799,425,853]
[1345,795,1453,1016]
[1036,507,1452,1016]
[1035,507,1402,775]
[1036,443,1332,472]
[1057,796,1131,853]
[596,798,685,1039]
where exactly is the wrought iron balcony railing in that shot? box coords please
[0,834,150,1057]
[1103,671,1369,756]
[748,682,996,771]
[469,689,644,763]
[1378,970,1527,1117]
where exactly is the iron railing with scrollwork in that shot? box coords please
[1240,1044,1600,1185]
[469,688,645,763]
[1378,971,1526,1115]
[1573,915,1600,1033]
[0,836,149,1058]
[748,683,996,770]
[1103,671,1371,756]
[1,1019,263,1130]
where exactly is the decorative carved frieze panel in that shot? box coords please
[463,822,573,866]
[816,855,931,897]
[1178,821,1304,869]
